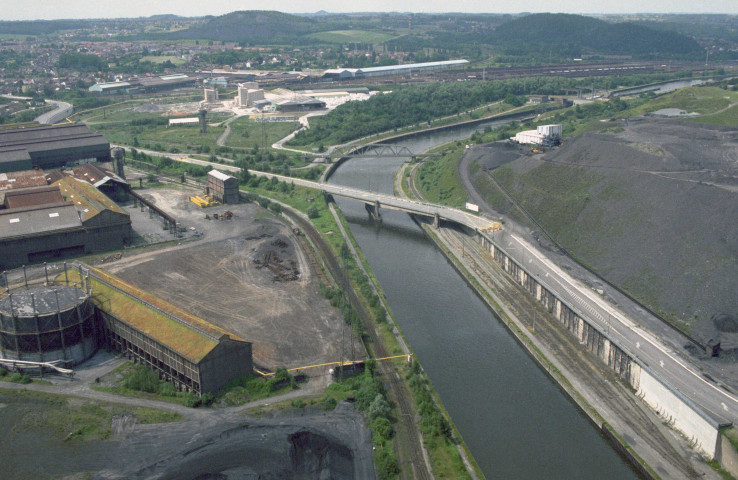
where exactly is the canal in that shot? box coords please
[328,121,639,479]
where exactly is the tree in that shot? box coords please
[368,393,390,421]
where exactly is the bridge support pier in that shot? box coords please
[433,213,440,229]
[365,200,382,222]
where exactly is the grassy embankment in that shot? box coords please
[0,388,181,442]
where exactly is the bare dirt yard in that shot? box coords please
[105,186,363,372]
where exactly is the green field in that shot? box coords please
[307,30,396,44]
[625,86,738,117]
[226,117,298,150]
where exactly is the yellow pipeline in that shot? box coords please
[257,354,413,376]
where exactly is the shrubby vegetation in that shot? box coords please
[58,52,108,72]
[325,360,399,480]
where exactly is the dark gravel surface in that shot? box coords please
[461,117,738,388]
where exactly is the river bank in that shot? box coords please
[397,153,720,479]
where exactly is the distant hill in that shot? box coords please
[165,11,320,44]
[490,13,703,58]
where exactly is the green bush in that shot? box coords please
[307,206,320,219]
[8,372,31,384]
[375,445,400,480]
[368,394,391,422]
[0,367,7,377]
[180,392,201,408]
[123,365,160,393]
[370,416,394,445]
[159,381,177,397]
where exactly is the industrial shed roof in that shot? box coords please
[66,266,244,362]
[72,163,127,188]
[207,169,234,182]
[0,124,105,150]
[0,124,109,167]
[52,177,126,222]
[359,59,469,74]
[0,202,82,240]
[0,170,48,190]
[3,185,63,209]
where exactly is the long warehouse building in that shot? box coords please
[0,124,110,172]
[57,264,253,394]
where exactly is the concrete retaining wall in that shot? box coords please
[476,231,721,458]
[637,366,719,456]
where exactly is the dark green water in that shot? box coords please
[329,122,639,479]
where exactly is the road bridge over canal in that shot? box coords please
[249,170,500,232]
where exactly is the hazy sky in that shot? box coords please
[0,0,734,20]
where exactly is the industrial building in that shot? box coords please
[0,124,110,171]
[513,124,563,146]
[89,74,197,95]
[85,266,252,394]
[321,59,469,80]
[0,175,132,268]
[203,88,219,103]
[237,83,264,108]
[276,98,326,112]
[207,169,239,204]
[0,262,253,394]
[0,277,98,366]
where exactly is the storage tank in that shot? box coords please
[0,284,98,365]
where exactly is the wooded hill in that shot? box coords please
[0,11,707,60]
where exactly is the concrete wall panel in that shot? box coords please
[637,368,719,458]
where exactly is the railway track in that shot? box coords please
[284,208,433,480]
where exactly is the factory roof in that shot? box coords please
[168,117,200,126]
[0,169,48,190]
[72,163,127,188]
[0,148,32,164]
[0,124,109,160]
[88,81,131,92]
[3,185,63,209]
[52,176,127,222]
[66,266,244,362]
[359,59,468,74]
[0,202,83,240]
[207,169,234,182]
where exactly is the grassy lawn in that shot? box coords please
[226,117,298,150]
[688,103,738,126]
[0,388,181,442]
[417,143,469,207]
[93,122,225,153]
[624,86,738,116]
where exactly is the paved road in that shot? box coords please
[458,149,738,427]
[36,99,73,124]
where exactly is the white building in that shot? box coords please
[203,88,218,103]
[237,83,264,107]
[513,124,562,145]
